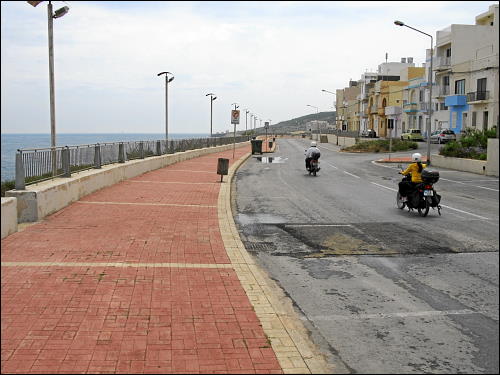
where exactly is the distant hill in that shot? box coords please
[254,111,336,134]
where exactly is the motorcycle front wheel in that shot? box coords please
[418,197,431,217]
[396,192,405,209]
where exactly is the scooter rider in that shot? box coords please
[398,152,427,198]
[305,141,321,171]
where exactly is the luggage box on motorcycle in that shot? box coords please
[422,169,439,183]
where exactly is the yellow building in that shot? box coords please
[368,80,407,137]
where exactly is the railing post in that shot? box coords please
[15,151,25,190]
[139,142,145,159]
[94,143,102,169]
[156,140,161,156]
[118,143,125,163]
[62,146,71,177]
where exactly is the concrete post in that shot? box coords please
[62,147,71,177]
[139,142,145,159]
[15,152,25,190]
[118,143,125,163]
[94,144,102,169]
[156,140,161,156]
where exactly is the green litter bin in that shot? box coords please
[251,139,263,155]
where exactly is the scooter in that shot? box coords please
[308,159,320,176]
[396,169,442,217]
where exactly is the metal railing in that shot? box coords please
[467,91,489,102]
[15,136,247,189]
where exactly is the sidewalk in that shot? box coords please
[1,144,329,374]
[376,156,428,163]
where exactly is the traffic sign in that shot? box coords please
[231,110,240,125]
[264,121,269,129]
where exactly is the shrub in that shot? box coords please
[439,128,495,160]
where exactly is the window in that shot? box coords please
[455,79,465,95]
[419,90,424,102]
[446,48,451,57]
[472,112,477,127]
[440,103,448,111]
[483,111,489,130]
[477,78,487,93]
[462,112,467,127]
[443,76,450,86]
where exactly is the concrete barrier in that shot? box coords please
[6,142,249,224]
[1,197,18,239]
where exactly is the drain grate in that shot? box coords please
[244,241,277,252]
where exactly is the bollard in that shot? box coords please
[15,152,25,190]
[94,144,102,169]
[62,147,71,177]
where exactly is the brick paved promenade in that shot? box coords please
[1,144,330,374]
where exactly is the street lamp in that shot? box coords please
[28,0,70,176]
[206,93,217,137]
[306,104,321,140]
[157,72,174,143]
[395,20,433,165]
[322,89,337,132]
[244,109,250,138]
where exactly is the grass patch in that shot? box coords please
[342,139,418,153]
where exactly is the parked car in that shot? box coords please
[401,128,423,141]
[430,129,456,144]
[367,129,377,138]
[360,130,369,137]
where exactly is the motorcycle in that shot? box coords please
[308,159,320,176]
[396,168,442,217]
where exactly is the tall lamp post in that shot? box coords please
[322,89,337,133]
[29,0,69,176]
[206,93,217,137]
[395,20,433,165]
[157,72,174,143]
[244,109,250,138]
[306,104,320,140]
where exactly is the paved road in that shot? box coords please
[233,138,499,374]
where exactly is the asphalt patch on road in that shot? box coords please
[241,222,460,257]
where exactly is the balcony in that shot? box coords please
[433,86,450,98]
[370,105,378,114]
[467,91,489,103]
[433,56,451,71]
[403,103,418,113]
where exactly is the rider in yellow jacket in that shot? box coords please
[399,153,426,196]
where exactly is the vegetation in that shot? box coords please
[439,128,496,160]
[342,139,418,153]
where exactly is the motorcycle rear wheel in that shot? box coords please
[418,197,431,217]
[396,192,405,209]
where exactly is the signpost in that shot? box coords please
[264,121,269,152]
[231,110,240,158]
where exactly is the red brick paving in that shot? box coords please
[1,145,283,374]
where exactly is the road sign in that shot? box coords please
[264,121,269,129]
[231,110,240,125]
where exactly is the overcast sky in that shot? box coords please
[1,1,496,134]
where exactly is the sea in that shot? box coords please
[1,133,209,182]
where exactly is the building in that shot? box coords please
[433,4,499,133]
[401,66,427,135]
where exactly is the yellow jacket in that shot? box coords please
[402,162,427,183]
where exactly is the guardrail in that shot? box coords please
[15,136,247,189]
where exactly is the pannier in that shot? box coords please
[422,169,439,183]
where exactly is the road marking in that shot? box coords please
[307,309,479,321]
[343,171,360,179]
[440,178,499,192]
[370,182,490,220]
[324,161,338,169]
[78,201,217,208]
[285,224,352,227]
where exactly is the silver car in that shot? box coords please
[430,129,456,144]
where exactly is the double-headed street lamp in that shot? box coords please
[395,20,433,165]
[157,72,174,142]
[206,93,217,137]
[28,0,69,176]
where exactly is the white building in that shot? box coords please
[433,4,499,133]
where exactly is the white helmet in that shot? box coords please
[311,141,317,147]
[412,152,422,162]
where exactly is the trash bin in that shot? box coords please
[217,158,229,182]
[251,139,263,155]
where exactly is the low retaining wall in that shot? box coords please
[6,142,249,224]
[1,197,18,239]
[430,154,487,174]
[486,138,499,176]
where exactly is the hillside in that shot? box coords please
[255,111,336,134]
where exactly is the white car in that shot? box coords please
[430,129,456,144]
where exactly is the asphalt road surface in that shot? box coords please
[233,137,499,374]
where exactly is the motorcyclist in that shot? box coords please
[398,152,427,198]
[305,141,321,171]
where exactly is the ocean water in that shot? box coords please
[1,133,209,182]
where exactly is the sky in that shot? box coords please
[1,1,496,134]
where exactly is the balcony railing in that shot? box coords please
[403,103,418,112]
[434,56,451,70]
[433,86,450,97]
[467,91,489,102]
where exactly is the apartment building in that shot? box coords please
[433,4,499,133]
[400,66,427,135]
[356,72,379,135]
